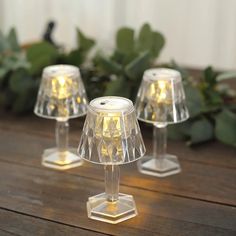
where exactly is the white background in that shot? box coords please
[1,0,236,70]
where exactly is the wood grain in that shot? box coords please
[0,115,235,235]
[0,130,235,206]
[0,208,107,236]
[0,161,235,236]
[0,229,17,236]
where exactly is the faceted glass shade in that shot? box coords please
[34,65,88,119]
[78,96,146,165]
[135,68,189,124]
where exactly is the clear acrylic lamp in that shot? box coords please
[135,68,189,177]
[78,96,146,224]
[34,65,88,170]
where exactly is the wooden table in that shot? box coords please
[0,114,235,236]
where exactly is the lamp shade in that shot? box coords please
[78,96,146,165]
[135,68,189,124]
[34,65,88,119]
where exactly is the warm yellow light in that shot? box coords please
[106,201,118,212]
[147,80,172,104]
[95,113,124,162]
[103,115,121,138]
[55,151,72,165]
[159,90,167,101]
[58,76,66,86]
[149,83,156,96]
[51,76,73,99]
[158,81,166,90]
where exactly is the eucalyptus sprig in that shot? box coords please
[168,64,236,147]
[0,24,235,147]
[92,23,165,100]
[0,27,95,112]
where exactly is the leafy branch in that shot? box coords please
[0,24,235,147]
[168,64,236,147]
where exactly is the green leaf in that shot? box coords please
[77,29,95,52]
[12,91,36,113]
[8,69,38,113]
[204,66,216,86]
[137,23,153,52]
[151,31,165,58]
[216,71,236,81]
[95,55,122,74]
[111,50,139,66]
[116,27,134,54]
[26,42,58,75]
[110,50,125,64]
[0,53,29,86]
[3,52,30,71]
[9,68,35,93]
[215,109,236,147]
[188,118,214,145]
[65,49,84,66]
[204,89,223,107]
[0,30,9,53]
[137,23,165,58]
[0,28,20,53]
[104,76,130,97]
[0,67,8,80]
[125,51,151,80]
[184,83,204,117]
[7,28,20,52]
[168,121,191,140]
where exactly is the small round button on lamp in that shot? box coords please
[78,96,146,224]
[135,68,189,177]
[34,65,88,170]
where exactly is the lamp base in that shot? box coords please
[87,193,137,224]
[42,148,83,170]
[138,154,181,177]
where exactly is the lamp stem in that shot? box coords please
[105,165,120,202]
[55,119,69,161]
[153,123,167,167]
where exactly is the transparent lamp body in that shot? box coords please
[34,65,88,170]
[135,68,189,177]
[78,96,146,224]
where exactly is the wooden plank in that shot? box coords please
[0,161,235,236]
[0,130,235,206]
[0,208,106,236]
[0,229,17,236]
[0,115,235,169]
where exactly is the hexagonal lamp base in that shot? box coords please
[42,148,83,170]
[138,154,181,177]
[87,193,137,224]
